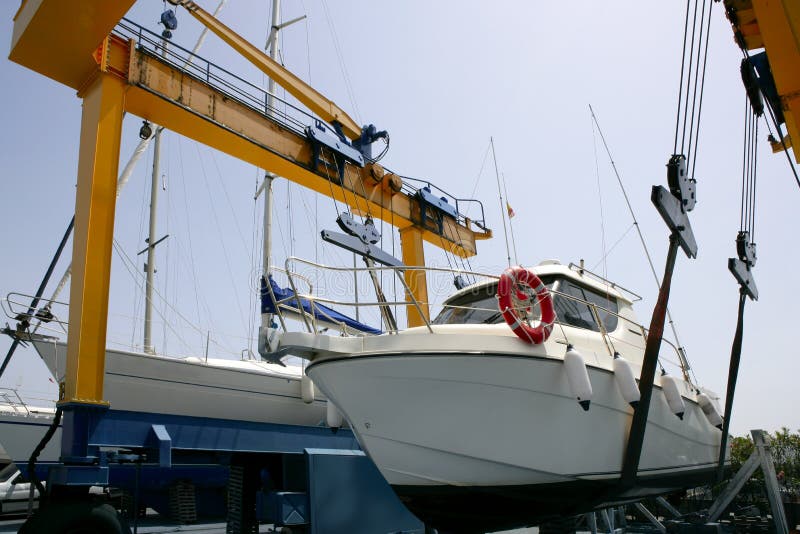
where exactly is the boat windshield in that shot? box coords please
[432,275,619,332]
[433,276,556,326]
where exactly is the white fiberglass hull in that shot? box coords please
[0,406,60,464]
[33,340,326,427]
[305,344,725,532]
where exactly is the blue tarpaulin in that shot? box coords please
[261,276,382,335]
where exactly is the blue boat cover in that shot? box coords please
[260,276,382,335]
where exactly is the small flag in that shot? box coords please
[506,201,516,219]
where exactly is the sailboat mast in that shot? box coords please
[261,0,280,329]
[144,39,169,355]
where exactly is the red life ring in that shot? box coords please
[497,266,555,344]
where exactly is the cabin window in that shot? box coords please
[554,280,618,332]
[433,276,556,326]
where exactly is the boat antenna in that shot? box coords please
[490,137,513,268]
[589,105,693,382]
[501,172,519,265]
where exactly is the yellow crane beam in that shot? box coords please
[9,0,136,89]
[725,0,800,163]
[116,34,488,256]
[169,0,363,141]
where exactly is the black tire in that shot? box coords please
[19,502,131,534]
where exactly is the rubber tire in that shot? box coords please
[19,502,131,534]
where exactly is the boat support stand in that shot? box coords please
[608,430,789,534]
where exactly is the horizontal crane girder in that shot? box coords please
[173,0,363,141]
[111,34,487,257]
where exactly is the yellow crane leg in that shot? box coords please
[751,0,800,163]
[60,73,125,406]
[399,227,430,328]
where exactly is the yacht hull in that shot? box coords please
[0,407,60,464]
[306,352,724,532]
[32,340,326,427]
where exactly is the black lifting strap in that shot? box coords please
[716,290,747,482]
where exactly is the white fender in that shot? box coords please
[660,373,686,420]
[564,345,593,411]
[697,392,723,429]
[612,352,640,408]
[326,401,343,429]
[301,374,315,404]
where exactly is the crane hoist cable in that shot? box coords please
[673,0,714,180]
[717,91,761,481]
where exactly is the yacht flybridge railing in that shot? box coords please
[568,262,643,302]
[275,257,441,335]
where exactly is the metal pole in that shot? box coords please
[490,137,512,268]
[143,77,164,355]
[717,290,747,482]
[621,234,680,486]
[260,0,281,333]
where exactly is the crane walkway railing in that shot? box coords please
[112,18,489,233]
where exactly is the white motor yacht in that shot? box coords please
[276,259,727,533]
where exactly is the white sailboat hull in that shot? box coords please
[0,406,60,464]
[33,340,326,427]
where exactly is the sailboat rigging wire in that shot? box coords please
[249,169,261,354]
[490,138,512,268]
[591,223,636,271]
[194,143,248,329]
[176,137,211,340]
[320,0,361,124]
[208,150,251,253]
[113,240,199,354]
[464,143,493,222]
[501,172,519,266]
[590,110,608,279]
[589,106,694,382]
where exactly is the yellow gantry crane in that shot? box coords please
[9,0,491,406]
[724,0,800,162]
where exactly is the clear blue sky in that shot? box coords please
[1,1,797,437]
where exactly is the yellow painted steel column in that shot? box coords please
[751,0,800,163]
[399,227,429,328]
[61,73,125,405]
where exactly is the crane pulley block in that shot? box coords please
[306,123,365,183]
[416,186,459,238]
[666,154,696,213]
[736,231,757,267]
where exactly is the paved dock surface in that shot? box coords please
[0,515,278,533]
